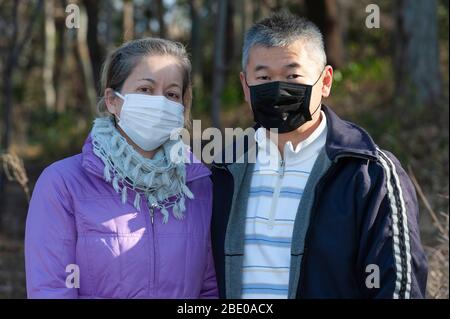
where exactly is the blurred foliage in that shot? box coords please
[27,110,90,163]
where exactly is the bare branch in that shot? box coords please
[408,164,446,234]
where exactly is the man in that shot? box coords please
[210,12,428,299]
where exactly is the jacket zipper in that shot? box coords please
[296,161,340,298]
[148,203,157,292]
[268,158,285,229]
[295,152,375,297]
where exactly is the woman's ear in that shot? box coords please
[182,86,192,129]
[104,88,123,117]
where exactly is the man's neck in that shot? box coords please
[269,112,323,158]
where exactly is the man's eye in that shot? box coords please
[256,76,270,81]
[287,74,301,79]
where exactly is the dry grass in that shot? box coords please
[425,211,449,299]
[409,166,449,299]
[1,152,30,202]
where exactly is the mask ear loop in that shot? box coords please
[243,73,251,88]
[312,67,326,86]
[309,67,326,117]
[112,91,125,125]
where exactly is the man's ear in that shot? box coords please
[104,88,122,116]
[321,65,333,98]
[240,71,251,105]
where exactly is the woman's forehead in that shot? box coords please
[129,55,183,84]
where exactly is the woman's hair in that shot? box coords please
[97,37,192,127]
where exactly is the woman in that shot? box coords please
[25,38,218,298]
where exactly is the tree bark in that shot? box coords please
[189,0,203,94]
[0,0,43,230]
[155,0,166,38]
[44,0,56,111]
[83,0,104,94]
[123,0,134,41]
[395,0,442,108]
[211,0,228,129]
[304,0,345,69]
[76,4,98,116]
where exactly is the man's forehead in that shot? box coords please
[248,40,309,67]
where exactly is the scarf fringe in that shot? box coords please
[91,117,194,224]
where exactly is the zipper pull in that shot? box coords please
[150,204,157,225]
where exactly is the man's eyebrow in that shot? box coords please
[254,64,269,72]
[284,62,301,69]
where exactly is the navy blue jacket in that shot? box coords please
[211,105,428,299]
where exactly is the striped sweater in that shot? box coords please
[241,111,328,299]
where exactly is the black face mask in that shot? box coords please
[246,71,323,133]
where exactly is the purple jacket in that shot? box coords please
[25,135,218,299]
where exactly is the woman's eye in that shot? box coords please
[256,76,270,81]
[138,87,152,94]
[287,74,301,79]
[166,92,181,101]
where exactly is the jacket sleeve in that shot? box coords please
[199,177,219,298]
[356,150,428,299]
[25,165,78,299]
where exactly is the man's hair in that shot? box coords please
[242,11,326,74]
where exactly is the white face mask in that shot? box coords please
[114,92,184,151]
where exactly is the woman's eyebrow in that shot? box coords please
[139,78,156,84]
[166,83,182,89]
[139,78,181,89]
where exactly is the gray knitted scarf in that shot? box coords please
[90,117,193,223]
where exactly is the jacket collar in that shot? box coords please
[321,104,378,162]
[81,134,211,183]
[213,104,378,168]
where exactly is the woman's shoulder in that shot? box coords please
[41,153,83,177]
[37,154,85,191]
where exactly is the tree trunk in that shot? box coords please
[83,0,103,94]
[44,0,56,111]
[76,4,98,116]
[0,0,43,231]
[104,0,114,51]
[224,0,234,70]
[189,0,203,95]
[123,0,134,41]
[211,0,228,129]
[155,0,166,38]
[395,0,442,108]
[304,0,345,69]
[54,0,68,113]
[1,0,43,153]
